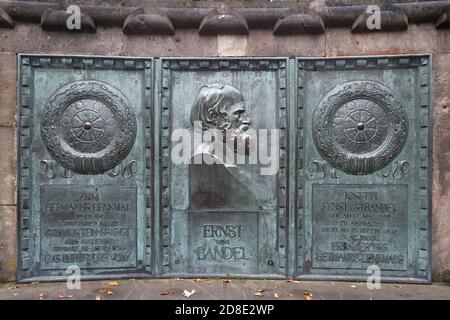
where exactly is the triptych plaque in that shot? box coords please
[17,55,431,283]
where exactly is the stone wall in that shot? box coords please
[0,1,449,282]
[0,52,17,281]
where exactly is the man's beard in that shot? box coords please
[224,125,255,155]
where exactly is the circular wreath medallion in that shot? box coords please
[312,81,408,175]
[41,81,137,174]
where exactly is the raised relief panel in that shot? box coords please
[17,55,152,281]
[40,81,137,174]
[158,59,288,276]
[297,56,431,282]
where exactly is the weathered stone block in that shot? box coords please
[123,10,174,35]
[245,30,326,57]
[199,10,248,35]
[0,53,16,127]
[325,24,450,56]
[218,35,247,56]
[0,25,218,57]
[41,9,96,33]
[432,53,450,279]
[0,7,14,28]
[273,13,325,35]
[436,10,450,29]
[0,206,17,281]
[351,11,408,33]
[0,127,16,206]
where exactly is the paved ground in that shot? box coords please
[1,279,450,300]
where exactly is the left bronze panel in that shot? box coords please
[17,55,153,281]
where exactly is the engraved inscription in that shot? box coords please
[189,212,258,274]
[312,185,408,271]
[197,224,250,260]
[40,186,137,270]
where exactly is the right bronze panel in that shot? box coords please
[297,55,432,283]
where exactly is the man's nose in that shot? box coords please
[242,115,251,125]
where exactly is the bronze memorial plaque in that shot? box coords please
[16,54,431,282]
[157,58,288,276]
[17,55,152,281]
[297,55,432,282]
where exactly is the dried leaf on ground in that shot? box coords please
[7,285,19,290]
[39,293,46,300]
[182,289,197,298]
[303,292,313,300]
[273,293,279,298]
[160,291,176,296]
[223,279,231,284]
[99,289,114,295]
[106,281,120,287]
[287,279,301,284]
[350,284,358,289]
[193,278,203,282]
[254,289,265,296]
[58,295,65,299]
[25,282,40,287]
[288,293,293,297]
[393,284,402,289]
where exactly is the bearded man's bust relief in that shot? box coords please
[189,82,272,210]
[190,82,254,158]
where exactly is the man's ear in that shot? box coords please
[207,109,217,125]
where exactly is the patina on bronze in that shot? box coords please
[298,55,431,283]
[17,54,431,283]
[17,55,152,281]
[161,58,286,277]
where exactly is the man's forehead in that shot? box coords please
[229,101,245,112]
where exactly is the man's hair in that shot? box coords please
[190,82,244,131]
